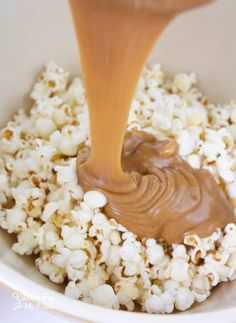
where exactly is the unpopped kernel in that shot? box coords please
[1,62,236,313]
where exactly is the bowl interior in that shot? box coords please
[1,0,236,321]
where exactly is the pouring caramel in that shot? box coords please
[69,0,236,243]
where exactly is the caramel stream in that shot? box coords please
[69,0,235,243]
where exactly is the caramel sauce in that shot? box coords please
[69,0,235,243]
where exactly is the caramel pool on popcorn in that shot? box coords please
[69,0,235,243]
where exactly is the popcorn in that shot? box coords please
[64,77,86,106]
[72,208,93,225]
[185,105,207,126]
[42,202,58,222]
[163,279,180,295]
[66,250,88,281]
[177,129,196,156]
[2,208,27,233]
[110,231,121,246]
[120,239,141,263]
[12,218,40,255]
[87,268,107,290]
[227,124,236,140]
[38,223,59,250]
[226,181,236,201]
[175,287,194,311]
[216,155,236,183]
[35,117,56,139]
[59,137,78,156]
[31,61,68,101]
[152,113,172,131]
[107,246,121,267]
[90,284,119,309]
[172,73,196,94]
[199,129,226,162]
[230,106,236,123]
[89,212,111,240]
[146,241,164,265]
[170,258,190,282]
[145,289,175,314]
[84,191,107,209]
[65,281,82,300]
[191,275,210,302]
[68,250,88,268]
[55,158,78,185]
[1,61,236,314]
[145,294,165,314]
[61,225,86,250]
[227,252,236,268]
[36,251,66,284]
[186,154,200,169]
[51,243,72,268]
[222,223,236,249]
[115,278,139,310]
[100,239,111,262]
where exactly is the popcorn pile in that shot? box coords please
[1,62,236,314]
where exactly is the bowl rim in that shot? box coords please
[0,261,236,323]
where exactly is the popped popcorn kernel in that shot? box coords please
[84,191,107,209]
[175,287,194,311]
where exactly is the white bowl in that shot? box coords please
[1,0,236,322]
